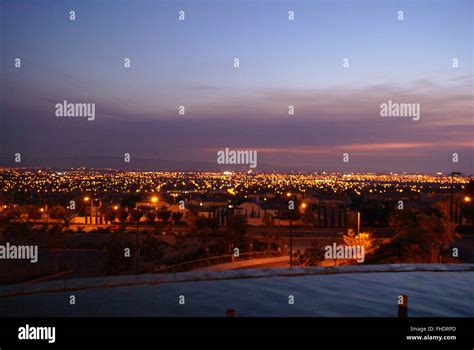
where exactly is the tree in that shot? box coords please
[157,206,171,223]
[120,194,140,209]
[118,209,129,230]
[171,211,183,225]
[365,202,458,264]
[24,205,42,223]
[45,225,67,273]
[131,209,143,225]
[6,207,23,222]
[145,210,156,226]
[262,214,281,250]
[104,206,117,226]
[342,229,376,255]
[173,233,188,252]
[48,205,74,228]
[2,222,31,241]
[190,216,218,236]
[141,236,168,262]
[292,240,325,267]
[104,235,132,275]
[225,215,248,252]
[301,210,317,227]
[1,206,37,240]
[280,207,301,223]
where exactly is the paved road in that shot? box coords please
[193,256,289,272]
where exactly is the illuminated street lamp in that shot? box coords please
[459,195,472,226]
[450,172,462,220]
[150,196,158,204]
[83,196,93,224]
[285,193,298,268]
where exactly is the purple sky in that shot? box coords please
[0,0,472,173]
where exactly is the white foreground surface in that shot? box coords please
[1,264,473,317]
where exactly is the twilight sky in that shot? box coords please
[0,0,473,173]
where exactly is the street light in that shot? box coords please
[450,172,462,221]
[83,196,93,225]
[286,193,297,268]
[458,195,472,226]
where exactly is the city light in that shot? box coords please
[0,169,470,198]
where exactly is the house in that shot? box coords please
[237,199,286,226]
[303,192,350,228]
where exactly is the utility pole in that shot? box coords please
[357,211,361,235]
[136,219,140,274]
[289,216,293,267]
[451,172,461,222]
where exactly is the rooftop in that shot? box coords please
[1,264,473,317]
